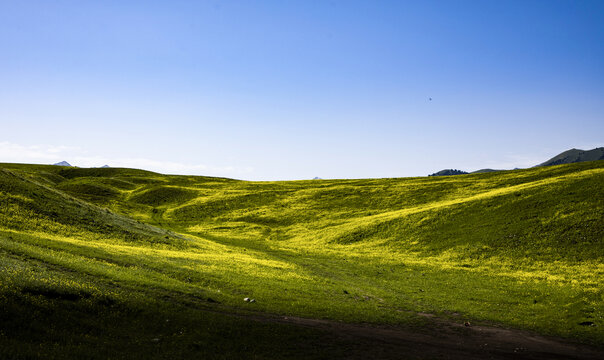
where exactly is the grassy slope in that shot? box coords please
[0,161,603,357]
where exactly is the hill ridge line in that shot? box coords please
[327,168,604,243]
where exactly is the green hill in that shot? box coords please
[428,169,469,176]
[1,161,603,358]
[539,147,604,166]
[471,168,501,173]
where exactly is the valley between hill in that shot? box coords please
[1,161,603,359]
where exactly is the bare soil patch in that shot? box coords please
[244,311,604,359]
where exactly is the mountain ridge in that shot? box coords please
[430,147,603,176]
[537,147,604,167]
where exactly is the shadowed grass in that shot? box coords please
[0,160,603,357]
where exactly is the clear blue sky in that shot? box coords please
[1,0,603,180]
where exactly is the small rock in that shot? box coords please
[243,297,250,302]
[464,321,471,327]
[579,321,595,326]
[250,299,256,303]
[151,338,160,343]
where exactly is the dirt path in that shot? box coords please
[238,310,603,359]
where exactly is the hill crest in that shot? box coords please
[538,147,604,167]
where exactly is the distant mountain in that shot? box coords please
[538,147,604,167]
[312,177,322,180]
[101,165,110,168]
[429,169,468,176]
[53,161,71,167]
[429,147,603,176]
[471,169,501,174]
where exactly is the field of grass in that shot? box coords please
[0,161,603,358]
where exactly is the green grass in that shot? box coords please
[0,161,603,357]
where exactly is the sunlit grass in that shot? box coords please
[0,160,603,355]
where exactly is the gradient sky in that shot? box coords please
[1,0,603,180]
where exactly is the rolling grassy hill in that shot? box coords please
[1,161,603,358]
[539,147,604,167]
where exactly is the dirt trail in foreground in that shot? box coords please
[240,310,603,360]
